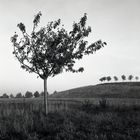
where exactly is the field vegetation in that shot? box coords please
[0,100,140,140]
[0,82,140,139]
[51,82,140,98]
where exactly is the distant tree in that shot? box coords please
[121,75,126,82]
[128,75,133,81]
[25,91,33,98]
[102,77,107,82]
[1,93,9,98]
[10,94,14,98]
[113,76,118,82]
[53,91,58,94]
[40,91,49,97]
[40,91,44,97]
[135,76,139,81]
[34,91,40,98]
[11,12,106,115]
[99,77,104,83]
[16,93,23,98]
[106,76,111,82]
[99,77,106,83]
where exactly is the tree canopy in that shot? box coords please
[11,12,106,79]
[16,93,23,98]
[25,91,33,98]
[34,91,40,98]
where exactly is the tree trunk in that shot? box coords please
[44,78,48,115]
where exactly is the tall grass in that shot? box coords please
[0,101,140,139]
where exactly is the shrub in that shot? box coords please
[81,100,93,112]
[99,98,108,108]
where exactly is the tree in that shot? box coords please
[34,91,40,98]
[99,77,106,83]
[102,77,107,82]
[25,91,33,98]
[135,76,139,81]
[53,91,58,94]
[99,77,104,83]
[11,12,106,115]
[10,94,14,98]
[106,76,111,82]
[40,91,44,97]
[113,76,118,82]
[1,93,9,98]
[40,91,48,97]
[121,75,126,82]
[16,92,23,98]
[128,75,133,81]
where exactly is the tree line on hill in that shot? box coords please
[0,91,48,99]
[99,75,139,83]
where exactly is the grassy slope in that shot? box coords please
[50,82,140,98]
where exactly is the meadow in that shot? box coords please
[0,97,140,140]
[0,97,140,108]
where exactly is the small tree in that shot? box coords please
[16,92,23,98]
[1,93,9,98]
[121,75,126,82]
[40,91,44,97]
[34,91,40,98]
[113,76,118,82]
[11,12,106,115]
[135,76,139,81]
[53,91,58,94]
[99,77,106,83]
[10,94,14,98]
[102,77,107,82]
[106,76,111,82]
[99,77,104,83]
[25,91,33,98]
[128,75,133,81]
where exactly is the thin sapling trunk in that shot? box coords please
[44,78,48,115]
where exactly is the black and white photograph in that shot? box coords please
[0,0,140,139]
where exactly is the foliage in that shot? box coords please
[121,75,126,81]
[10,94,14,98]
[53,91,58,95]
[113,76,118,82]
[40,91,44,97]
[106,76,111,82]
[25,91,33,98]
[40,91,49,97]
[11,12,106,114]
[135,76,139,81]
[11,12,106,79]
[99,77,106,82]
[0,102,140,140]
[81,99,93,112]
[99,75,139,83]
[1,93,9,98]
[128,75,133,81]
[99,98,108,108]
[16,92,23,98]
[34,91,40,98]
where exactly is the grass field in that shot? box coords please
[51,82,140,98]
[0,97,140,107]
[0,97,140,115]
[0,99,140,140]
[0,81,140,140]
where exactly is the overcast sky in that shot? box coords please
[0,0,140,95]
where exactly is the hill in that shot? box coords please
[50,82,140,98]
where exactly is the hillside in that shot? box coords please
[50,82,140,98]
